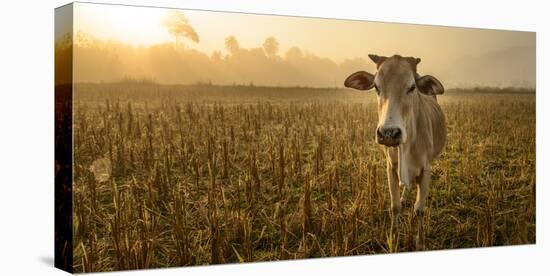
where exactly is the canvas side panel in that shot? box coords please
[55,3,74,273]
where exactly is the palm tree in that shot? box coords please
[162,11,200,49]
[263,36,279,58]
[224,36,240,55]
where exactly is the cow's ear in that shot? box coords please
[368,54,388,68]
[344,71,375,91]
[416,75,444,95]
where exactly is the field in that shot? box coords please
[72,84,535,272]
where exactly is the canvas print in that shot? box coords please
[55,2,536,273]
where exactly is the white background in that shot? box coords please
[0,0,547,275]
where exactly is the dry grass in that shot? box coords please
[72,84,535,272]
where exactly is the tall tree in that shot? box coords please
[162,11,200,49]
[224,36,240,55]
[285,46,303,61]
[211,51,222,63]
[263,36,279,58]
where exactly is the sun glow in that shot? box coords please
[76,4,172,46]
[71,2,535,88]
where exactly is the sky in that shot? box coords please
[66,2,536,88]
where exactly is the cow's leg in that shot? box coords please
[400,185,408,208]
[414,166,431,250]
[387,161,401,235]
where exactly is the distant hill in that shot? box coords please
[441,45,535,89]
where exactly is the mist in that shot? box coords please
[63,3,536,88]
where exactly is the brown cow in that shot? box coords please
[344,54,447,250]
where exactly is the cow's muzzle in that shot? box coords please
[376,127,402,147]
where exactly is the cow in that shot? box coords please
[344,54,447,250]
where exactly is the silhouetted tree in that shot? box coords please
[285,47,303,62]
[162,11,200,49]
[69,32,378,87]
[263,36,279,58]
[225,36,240,55]
[211,51,222,62]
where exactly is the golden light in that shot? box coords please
[75,3,172,46]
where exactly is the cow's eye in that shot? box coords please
[407,85,416,94]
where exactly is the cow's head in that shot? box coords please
[344,54,444,147]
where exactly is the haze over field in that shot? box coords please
[56,3,535,88]
[55,4,536,272]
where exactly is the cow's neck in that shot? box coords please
[396,92,424,187]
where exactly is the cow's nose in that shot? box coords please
[377,127,402,143]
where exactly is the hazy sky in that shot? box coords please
[70,2,536,88]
